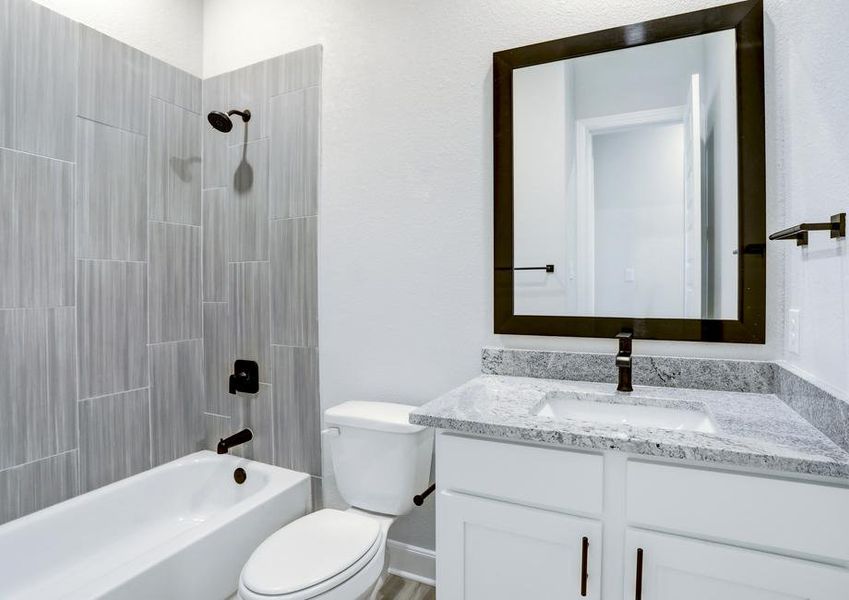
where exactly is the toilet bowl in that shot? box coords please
[237,402,433,600]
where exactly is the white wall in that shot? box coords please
[202,0,849,548]
[32,0,203,75]
[593,124,686,318]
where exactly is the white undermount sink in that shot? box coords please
[534,391,717,434]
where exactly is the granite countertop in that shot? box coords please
[409,375,849,480]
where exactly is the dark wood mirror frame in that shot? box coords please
[493,0,765,343]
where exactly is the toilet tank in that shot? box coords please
[324,402,433,516]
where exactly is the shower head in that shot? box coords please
[207,109,251,133]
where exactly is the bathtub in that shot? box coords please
[0,451,311,599]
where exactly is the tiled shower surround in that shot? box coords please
[0,0,321,525]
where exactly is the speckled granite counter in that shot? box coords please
[409,375,849,480]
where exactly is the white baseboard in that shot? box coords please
[386,539,436,587]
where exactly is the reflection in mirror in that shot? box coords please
[513,30,737,320]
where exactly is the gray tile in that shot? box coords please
[269,87,319,219]
[271,217,318,347]
[0,308,75,470]
[220,383,273,462]
[76,118,147,261]
[229,262,270,383]
[45,306,77,458]
[272,345,320,475]
[0,451,79,525]
[150,58,201,114]
[11,0,77,160]
[268,45,322,95]
[0,149,74,308]
[149,98,202,225]
[149,223,202,343]
[79,389,151,492]
[203,302,232,415]
[202,74,229,190]
[78,25,149,134]
[203,412,231,452]
[150,340,205,466]
[0,0,12,149]
[77,260,148,399]
[228,60,268,145]
[203,188,229,301]
[228,139,269,261]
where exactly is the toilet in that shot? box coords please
[237,401,434,600]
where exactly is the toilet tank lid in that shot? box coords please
[325,401,428,433]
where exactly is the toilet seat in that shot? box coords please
[239,509,382,600]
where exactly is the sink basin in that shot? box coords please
[534,392,717,434]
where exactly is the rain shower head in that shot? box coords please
[207,109,251,133]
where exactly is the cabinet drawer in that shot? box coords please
[627,461,849,562]
[437,433,603,515]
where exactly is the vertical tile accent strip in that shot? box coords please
[77,260,148,399]
[271,217,318,347]
[0,149,74,308]
[228,139,269,261]
[229,262,271,383]
[202,188,229,302]
[269,86,319,219]
[0,0,13,149]
[149,223,202,343]
[79,389,151,492]
[76,118,148,261]
[11,0,78,161]
[203,302,232,416]
[150,340,205,466]
[272,345,320,475]
[0,451,79,525]
[77,25,150,134]
[149,98,202,225]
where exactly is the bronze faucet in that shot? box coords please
[616,332,633,392]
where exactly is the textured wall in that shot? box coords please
[0,0,202,525]
[200,47,322,482]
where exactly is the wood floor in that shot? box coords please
[373,574,436,600]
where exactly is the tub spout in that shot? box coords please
[217,428,253,454]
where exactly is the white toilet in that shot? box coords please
[237,401,434,600]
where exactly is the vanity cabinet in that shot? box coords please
[435,433,849,600]
[624,529,849,600]
[440,492,601,599]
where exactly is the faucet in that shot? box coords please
[217,428,253,454]
[615,331,633,392]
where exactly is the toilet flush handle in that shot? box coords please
[321,427,340,438]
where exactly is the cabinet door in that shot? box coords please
[438,491,602,599]
[624,529,849,600]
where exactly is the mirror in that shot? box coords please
[494,0,765,343]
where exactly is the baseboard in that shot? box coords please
[386,540,436,587]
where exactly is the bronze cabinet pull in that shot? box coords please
[580,536,589,596]
[635,547,644,600]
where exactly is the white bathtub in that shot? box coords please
[0,451,311,599]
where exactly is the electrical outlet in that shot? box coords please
[787,309,800,355]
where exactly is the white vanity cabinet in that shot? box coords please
[624,529,849,600]
[440,492,601,599]
[435,432,849,600]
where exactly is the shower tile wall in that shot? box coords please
[0,0,203,524]
[201,46,322,477]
